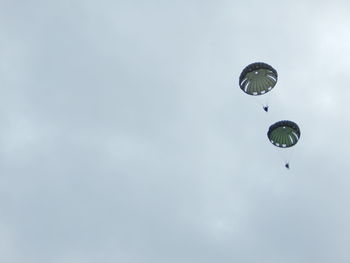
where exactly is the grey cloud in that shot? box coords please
[1,0,350,262]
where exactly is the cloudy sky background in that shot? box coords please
[1,0,350,262]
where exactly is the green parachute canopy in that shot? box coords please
[239,62,277,96]
[267,120,300,148]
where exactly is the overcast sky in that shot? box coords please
[1,1,350,262]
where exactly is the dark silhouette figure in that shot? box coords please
[263,105,269,112]
[285,163,290,169]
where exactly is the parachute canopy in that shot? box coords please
[267,120,300,148]
[239,62,277,96]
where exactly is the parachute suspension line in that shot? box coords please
[250,90,271,113]
[284,145,297,167]
[250,96,268,113]
[270,143,290,167]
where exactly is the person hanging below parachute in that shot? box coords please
[239,62,277,112]
[267,120,301,169]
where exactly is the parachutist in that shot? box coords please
[263,105,269,112]
[285,163,290,169]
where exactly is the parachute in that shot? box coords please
[267,120,300,148]
[267,120,301,169]
[239,62,278,96]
